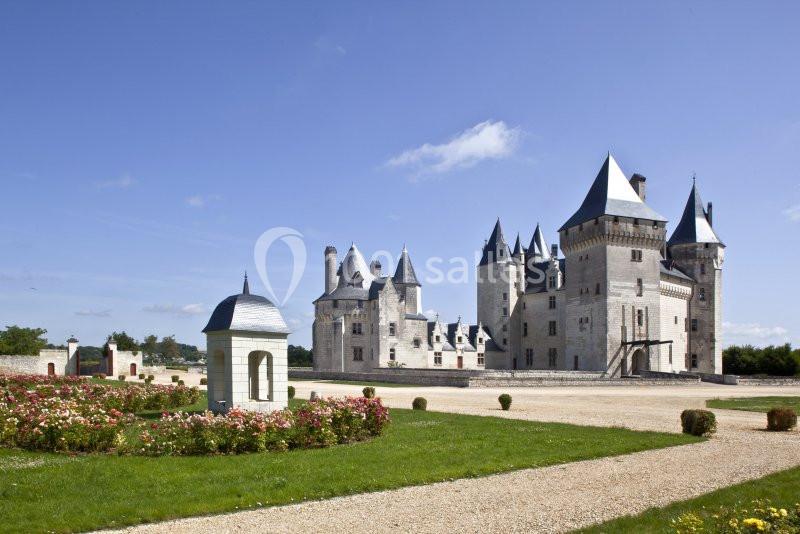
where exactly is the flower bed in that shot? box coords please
[0,374,390,456]
[672,499,800,533]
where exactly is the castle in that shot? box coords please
[313,154,724,377]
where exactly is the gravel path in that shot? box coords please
[109,382,800,533]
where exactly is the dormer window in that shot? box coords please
[613,216,619,224]
[457,336,463,343]
[435,335,440,342]
[633,218,640,226]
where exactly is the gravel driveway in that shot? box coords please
[109,381,800,533]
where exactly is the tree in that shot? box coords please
[288,345,313,367]
[159,335,180,361]
[0,325,48,355]
[105,331,139,352]
[141,335,159,357]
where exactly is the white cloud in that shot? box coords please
[96,174,136,189]
[143,303,206,316]
[75,309,112,318]
[186,195,205,208]
[723,322,790,345]
[783,204,800,222]
[386,120,521,177]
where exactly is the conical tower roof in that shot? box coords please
[512,233,523,257]
[668,182,723,246]
[527,223,551,261]
[479,218,511,266]
[393,246,421,286]
[339,243,376,288]
[560,153,666,230]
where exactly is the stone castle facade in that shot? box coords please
[313,154,724,377]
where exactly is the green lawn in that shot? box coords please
[706,396,800,413]
[579,466,800,533]
[0,402,700,533]
[290,378,419,388]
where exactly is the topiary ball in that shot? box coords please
[498,393,512,411]
[412,397,427,411]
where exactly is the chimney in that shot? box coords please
[706,202,713,227]
[550,244,558,258]
[369,260,382,277]
[630,173,646,201]
[324,246,338,294]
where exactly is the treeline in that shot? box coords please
[723,344,800,376]
[289,345,313,367]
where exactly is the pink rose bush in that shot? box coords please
[0,374,390,456]
[139,397,390,456]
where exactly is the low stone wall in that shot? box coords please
[290,368,705,388]
[736,376,800,386]
[142,366,166,375]
[680,371,738,385]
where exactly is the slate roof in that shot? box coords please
[660,259,695,283]
[560,154,667,230]
[446,322,476,352]
[512,233,523,257]
[527,223,551,261]
[339,243,376,288]
[525,259,566,293]
[667,182,723,247]
[203,276,290,335]
[479,219,511,266]
[393,247,421,286]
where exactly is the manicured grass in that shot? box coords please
[290,378,419,388]
[0,408,700,533]
[579,466,800,533]
[706,396,800,413]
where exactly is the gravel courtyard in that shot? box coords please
[111,380,800,533]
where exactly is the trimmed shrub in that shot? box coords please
[310,391,319,401]
[362,386,376,399]
[118,375,126,381]
[177,379,185,386]
[144,378,152,385]
[680,409,717,436]
[767,407,797,431]
[99,373,106,379]
[147,374,155,381]
[199,377,208,386]
[412,397,427,411]
[288,385,295,399]
[171,375,179,383]
[138,373,145,379]
[498,393,512,411]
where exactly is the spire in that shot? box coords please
[242,271,250,295]
[340,243,376,288]
[668,181,723,247]
[527,223,551,261]
[560,153,666,230]
[512,233,523,257]
[479,218,511,266]
[393,246,421,286]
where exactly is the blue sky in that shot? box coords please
[1,2,799,349]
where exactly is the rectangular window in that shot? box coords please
[549,295,556,309]
[637,309,644,327]
[668,345,673,364]
[548,321,557,336]
[502,324,507,332]
[356,300,363,309]
[389,348,396,361]
[332,300,338,308]
[549,275,556,289]
[435,335,440,342]
[353,347,363,361]
[351,322,362,335]
[691,319,698,332]
[674,315,678,325]
[413,338,421,348]
[502,307,508,316]
[691,353,698,368]
[477,353,485,365]
[523,322,528,337]
[433,352,442,366]
[525,348,533,366]
[503,338,507,346]
[503,292,508,301]
[457,336,463,343]
[699,288,706,301]
[595,282,601,295]
[548,348,557,367]
[389,322,396,336]
[631,249,643,262]
[700,263,706,275]
[636,278,644,296]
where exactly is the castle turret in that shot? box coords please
[393,246,422,314]
[324,246,338,294]
[527,223,551,263]
[667,180,724,374]
[477,218,518,361]
[559,153,667,376]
